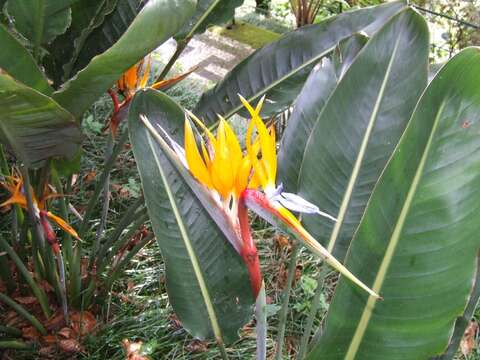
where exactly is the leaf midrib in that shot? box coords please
[344,101,446,360]
[325,35,401,253]
[146,131,225,344]
[223,46,335,119]
[186,0,222,39]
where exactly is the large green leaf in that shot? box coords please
[292,9,428,261]
[193,0,407,123]
[6,0,77,53]
[67,0,145,79]
[52,0,195,119]
[44,0,121,85]
[278,33,368,192]
[175,0,244,41]
[0,73,81,168]
[432,257,480,360]
[0,24,52,94]
[308,47,480,360]
[128,89,253,343]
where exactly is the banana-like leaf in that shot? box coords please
[6,0,77,52]
[432,257,479,360]
[175,0,244,41]
[292,9,428,261]
[52,0,195,119]
[67,0,145,79]
[0,24,52,94]
[44,0,121,85]
[128,89,253,344]
[278,33,368,192]
[193,0,407,123]
[308,47,480,360]
[0,73,81,168]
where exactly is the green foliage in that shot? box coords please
[283,8,429,260]
[128,89,254,344]
[52,0,196,118]
[194,0,407,123]
[278,32,368,193]
[6,0,76,58]
[0,73,82,167]
[175,0,244,41]
[1,1,480,359]
[308,46,480,360]
[0,24,52,94]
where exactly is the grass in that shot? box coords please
[209,21,282,49]
[236,0,295,34]
[237,12,293,35]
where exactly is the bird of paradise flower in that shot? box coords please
[140,96,379,301]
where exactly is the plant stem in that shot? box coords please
[98,211,149,274]
[0,292,47,335]
[79,130,129,237]
[156,40,189,82]
[106,232,154,289]
[56,252,69,324]
[274,242,300,360]
[96,197,145,270]
[0,325,22,337]
[19,166,44,246]
[0,251,14,293]
[256,281,267,360]
[297,265,328,360]
[0,144,9,175]
[0,226,51,318]
[97,208,148,273]
[50,165,73,265]
[69,245,82,308]
[86,212,149,305]
[217,342,229,360]
[0,340,32,349]
[91,133,114,266]
[0,148,20,293]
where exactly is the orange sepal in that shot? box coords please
[151,66,197,91]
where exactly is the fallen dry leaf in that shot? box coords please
[71,311,96,336]
[186,340,208,353]
[5,310,20,324]
[44,310,65,331]
[59,338,83,353]
[58,327,74,339]
[461,320,478,356]
[83,171,96,184]
[274,234,291,250]
[277,263,288,289]
[22,325,40,340]
[122,339,150,360]
[168,314,182,332]
[42,335,57,344]
[285,336,298,357]
[38,280,55,293]
[127,280,135,292]
[38,345,56,357]
[111,183,131,199]
[14,296,38,305]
